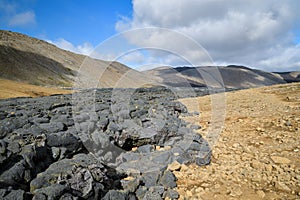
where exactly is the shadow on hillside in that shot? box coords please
[152,66,291,89]
[0,45,77,87]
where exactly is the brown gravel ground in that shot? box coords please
[175,83,300,200]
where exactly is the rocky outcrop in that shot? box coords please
[0,86,210,199]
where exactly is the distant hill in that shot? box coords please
[274,71,300,83]
[0,30,298,92]
[0,30,156,88]
[144,65,300,89]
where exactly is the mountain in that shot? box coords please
[1,30,298,94]
[0,30,156,88]
[274,71,300,83]
[144,65,300,89]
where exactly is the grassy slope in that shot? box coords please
[0,78,72,99]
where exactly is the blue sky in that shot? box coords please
[1,0,300,71]
[0,0,132,45]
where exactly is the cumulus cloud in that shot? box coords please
[119,51,146,64]
[259,44,300,71]
[47,38,94,55]
[116,0,300,71]
[8,11,36,27]
[0,1,36,27]
[47,38,120,61]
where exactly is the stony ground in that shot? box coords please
[0,87,211,199]
[176,83,300,199]
[1,82,299,199]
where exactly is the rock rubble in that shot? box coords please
[0,86,211,199]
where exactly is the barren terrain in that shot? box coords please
[176,83,300,199]
[0,78,72,99]
[0,75,299,199]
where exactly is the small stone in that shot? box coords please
[137,145,154,153]
[136,186,147,199]
[2,189,25,200]
[160,170,177,189]
[126,168,141,176]
[275,182,291,192]
[51,147,60,160]
[164,189,179,199]
[250,160,263,169]
[164,146,172,151]
[149,186,165,195]
[143,191,163,200]
[256,127,265,132]
[271,156,291,164]
[201,183,210,188]
[167,161,181,171]
[256,190,265,199]
[141,171,161,188]
[230,188,243,197]
[186,190,193,197]
[7,142,20,154]
[285,121,292,126]
[180,164,188,172]
[173,152,180,156]
[232,143,239,148]
[103,190,127,200]
[121,177,140,193]
[131,147,137,151]
[123,176,134,181]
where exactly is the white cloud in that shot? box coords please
[0,1,36,27]
[8,11,36,27]
[47,38,94,55]
[119,51,146,64]
[115,0,300,71]
[259,44,300,71]
[47,38,120,61]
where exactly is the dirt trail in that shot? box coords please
[177,83,300,200]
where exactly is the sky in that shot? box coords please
[1,0,300,72]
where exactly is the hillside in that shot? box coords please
[1,29,299,98]
[144,65,299,89]
[0,78,72,99]
[0,30,156,88]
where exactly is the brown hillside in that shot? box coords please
[0,78,72,99]
[0,30,157,88]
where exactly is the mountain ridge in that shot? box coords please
[143,65,300,89]
[0,30,156,88]
[0,29,299,93]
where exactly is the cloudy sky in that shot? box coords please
[1,0,300,71]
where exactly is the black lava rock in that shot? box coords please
[0,86,213,199]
